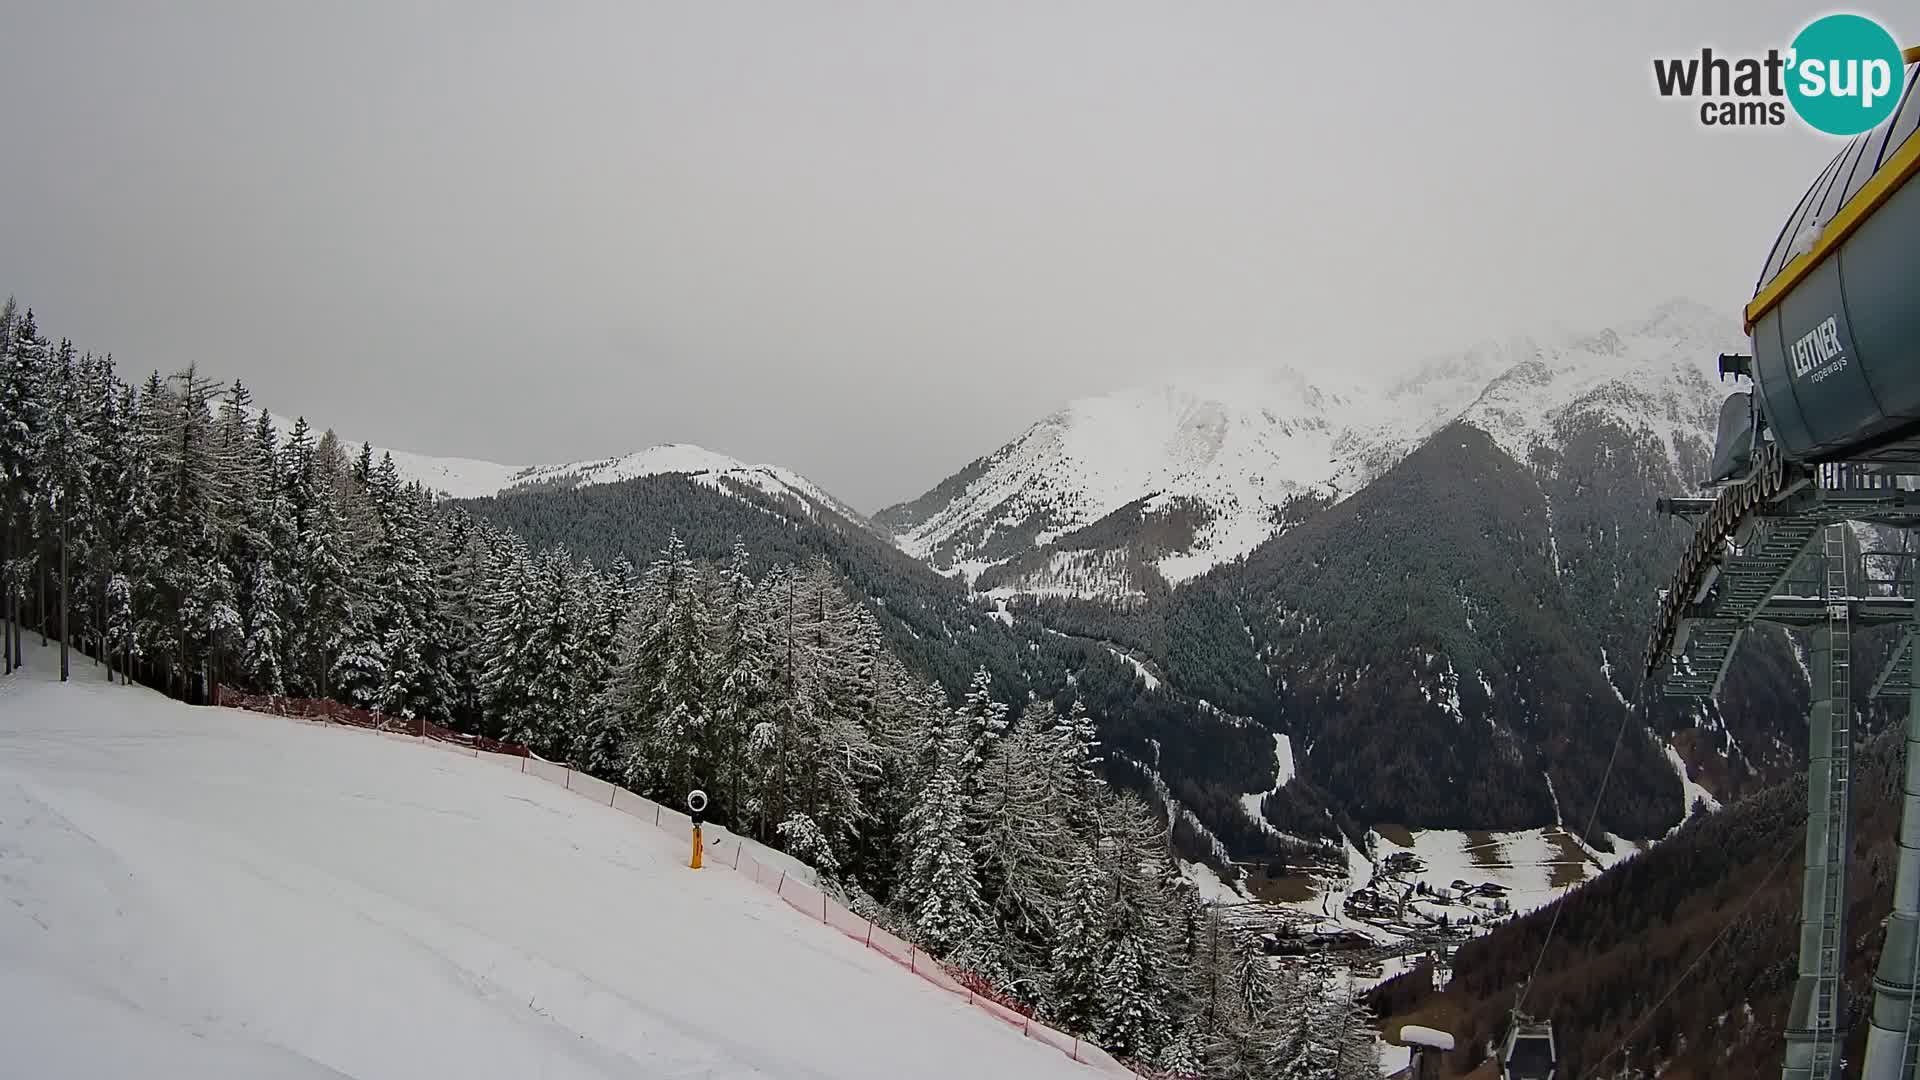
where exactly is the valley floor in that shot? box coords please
[0,659,1095,1080]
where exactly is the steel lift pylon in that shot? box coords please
[1654,466,1920,1080]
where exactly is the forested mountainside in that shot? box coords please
[0,301,1386,1078]
[984,395,1814,845]
[1163,411,1809,840]
[1379,724,1905,1078]
[457,475,1327,863]
[873,300,1815,844]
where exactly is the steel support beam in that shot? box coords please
[1863,555,1920,1080]
[1784,527,1855,1080]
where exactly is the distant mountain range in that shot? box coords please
[258,414,859,524]
[293,297,1810,863]
[876,298,1743,602]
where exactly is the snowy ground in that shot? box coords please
[1266,830,1400,945]
[1663,741,1723,821]
[1105,646,1160,691]
[1237,733,1293,834]
[1366,825,1639,921]
[0,662,1098,1080]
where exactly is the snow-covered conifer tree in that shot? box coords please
[603,532,709,797]
[710,539,767,828]
[901,751,993,966]
[1047,845,1109,1037]
[973,698,1076,999]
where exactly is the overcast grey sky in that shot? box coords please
[0,2,1892,509]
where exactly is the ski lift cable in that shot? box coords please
[1578,835,1798,1080]
[1516,697,1633,1015]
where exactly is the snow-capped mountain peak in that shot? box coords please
[253,410,858,521]
[881,367,1391,591]
[501,443,862,521]
[1458,299,1741,473]
[883,298,1743,599]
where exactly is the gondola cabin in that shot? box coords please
[1500,1016,1557,1080]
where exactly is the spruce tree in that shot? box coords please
[603,532,710,796]
[1047,845,1109,1037]
[38,342,98,680]
[957,665,1008,788]
[973,698,1075,1000]
[901,749,992,965]
[711,540,768,829]
[1093,792,1179,1064]
[0,305,52,669]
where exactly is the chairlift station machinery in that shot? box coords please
[1646,49,1920,1080]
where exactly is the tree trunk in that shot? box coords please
[58,513,69,681]
[7,522,20,671]
[38,559,47,646]
[2,522,12,675]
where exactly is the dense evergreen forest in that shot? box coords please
[459,472,1333,867]
[0,301,1380,1078]
[1158,420,1818,841]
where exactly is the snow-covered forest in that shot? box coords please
[0,302,1379,1078]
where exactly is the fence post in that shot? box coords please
[733,843,742,870]
[564,767,572,790]
[521,757,527,774]
[608,787,616,807]
[777,870,786,895]
[910,945,917,973]
[864,921,873,948]
[1072,1038,1080,1063]
[821,892,827,923]
[654,804,661,826]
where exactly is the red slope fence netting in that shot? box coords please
[212,689,1190,1080]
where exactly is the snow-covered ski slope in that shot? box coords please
[0,664,1100,1080]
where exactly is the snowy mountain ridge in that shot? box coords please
[253,409,859,521]
[880,299,1743,598]
[1455,299,1739,480]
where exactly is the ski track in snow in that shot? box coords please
[1104,647,1160,691]
[0,666,1098,1080]
[1237,734,1293,836]
[1177,860,1244,903]
[1664,742,1723,820]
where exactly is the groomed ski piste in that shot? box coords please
[0,661,1107,1080]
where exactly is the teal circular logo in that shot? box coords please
[1787,14,1906,135]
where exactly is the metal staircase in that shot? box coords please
[1659,512,1824,698]
[1657,477,1920,700]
